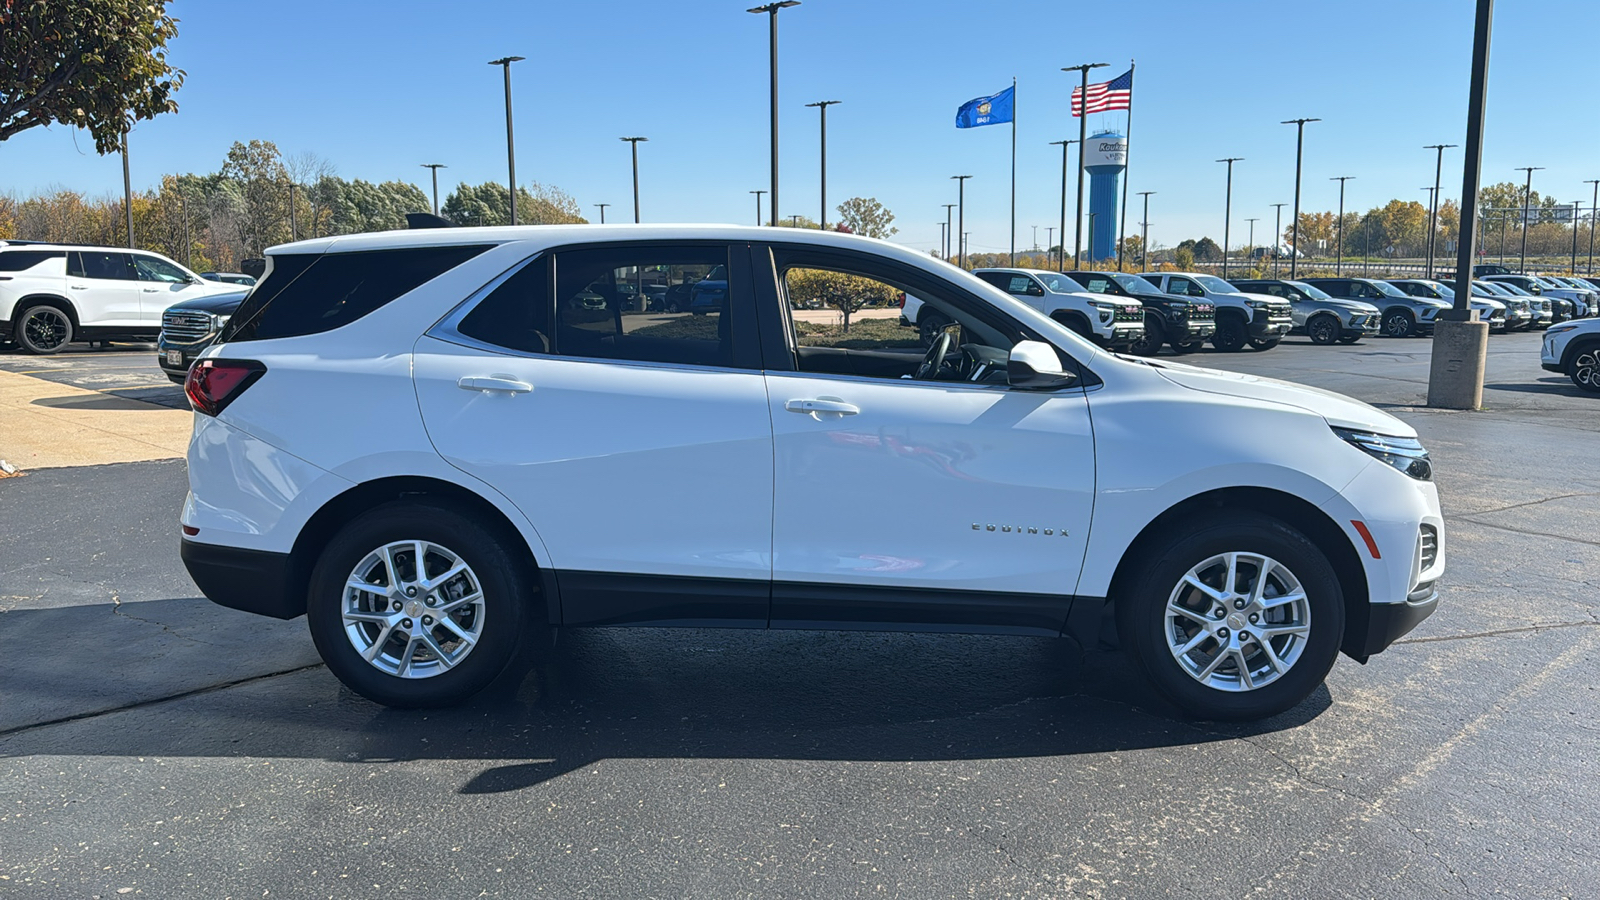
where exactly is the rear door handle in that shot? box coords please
[784,398,859,418]
[142,288,161,293]
[457,375,532,394]
[69,284,87,290]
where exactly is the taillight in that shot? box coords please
[185,359,266,416]
[898,292,907,308]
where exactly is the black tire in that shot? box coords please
[1569,341,1600,393]
[1210,315,1248,352]
[1306,314,1340,345]
[1248,338,1281,351]
[918,311,951,347]
[1128,313,1165,357]
[1338,334,1362,344]
[1170,339,1203,354]
[307,501,534,708]
[1116,511,1345,721]
[15,303,73,354]
[1381,309,1416,338]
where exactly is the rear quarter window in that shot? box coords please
[224,245,494,342]
[0,250,65,272]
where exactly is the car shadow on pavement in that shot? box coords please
[1483,379,1584,396]
[30,394,173,411]
[0,601,1328,794]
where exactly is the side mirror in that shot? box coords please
[1008,340,1077,391]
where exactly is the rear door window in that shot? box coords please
[69,251,136,281]
[225,244,493,342]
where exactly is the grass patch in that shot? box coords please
[796,317,922,350]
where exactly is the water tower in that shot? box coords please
[1084,131,1128,262]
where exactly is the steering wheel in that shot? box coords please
[915,330,953,380]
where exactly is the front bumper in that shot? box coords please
[1248,314,1293,338]
[181,539,301,619]
[1353,587,1439,658]
[1173,316,1216,341]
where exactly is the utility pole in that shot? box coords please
[488,56,525,225]
[1271,203,1287,277]
[1572,198,1581,274]
[1516,166,1542,273]
[1330,176,1353,275]
[805,100,840,229]
[1049,140,1075,272]
[1586,179,1600,273]
[1031,224,1038,252]
[1046,226,1055,263]
[951,175,973,269]
[1138,192,1154,270]
[939,222,947,258]
[180,189,191,268]
[594,203,609,224]
[120,127,134,248]
[1424,144,1457,279]
[620,136,648,223]
[1217,157,1243,279]
[748,2,801,226]
[750,190,765,227]
[1062,63,1108,268]
[421,163,446,216]
[1245,217,1259,265]
[790,213,801,228]
[289,183,298,241]
[942,204,957,259]
[1282,117,1320,279]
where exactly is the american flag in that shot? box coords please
[1071,68,1134,116]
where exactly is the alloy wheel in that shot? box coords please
[341,539,486,679]
[1307,315,1339,345]
[20,307,71,353]
[1573,348,1600,393]
[1382,311,1414,338]
[1164,551,1311,692]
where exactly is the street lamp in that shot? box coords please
[1137,191,1154,270]
[421,163,446,216]
[1245,217,1259,265]
[1281,117,1321,278]
[805,100,841,229]
[1271,203,1287,276]
[748,1,801,227]
[1217,157,1243,279]
[1586,179,1600,274]
[1062,63,1109,267]
[1424,144,1457,279]
[789,213,801,228]
[951,175,973,269]
[594,202,609,224]
[942,204,957,259]
[1049,140,1076,272]
[488,56,525,225]
[1330,176,1353,275]
[121,126,134,248]
[1516,166,1543,273]
[620,136,648,223]
[750,190,766,227]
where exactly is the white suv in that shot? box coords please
[1542,318,1600,392]
[179,225,1445,721]
[970,268,1145,351]
[0,243,241,353]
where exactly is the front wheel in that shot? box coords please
[1210,316,1248,352]
[1116,512,1345,721]
[1248,338,1281,351]
[15,304,73,354]
[1128,314,1165,357]
[307,501,534,708]
[1381,309,1416,338]
[1570,344,1600,393]
[1306,314,1340,345]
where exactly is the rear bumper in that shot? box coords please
[181,538,301,619]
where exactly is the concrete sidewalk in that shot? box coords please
[0,369,191,471]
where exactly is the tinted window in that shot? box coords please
[456,256,551,354]
[133,255,189,283]
[0,250,64,272]
[69,251,135,281]
[226,245,493,342]
[974,271,1010,290]
[1069,274,1119,294]
[1006,275,1034,295]
[553,246,738,368]
[1169,277,1202,297]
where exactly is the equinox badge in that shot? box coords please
[973,524,1069,537]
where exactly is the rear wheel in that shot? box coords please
[15,304,73,354]
[1116,512,1345,721]
[918,311,951,347]
[1128,313,1165,357]
[307,501,534,708]
[1170,339,1203,354]
[1210,315,1248,352]
[1381,309,1416,338]
[1569,343,1600,393]
[1306,314,1340,345]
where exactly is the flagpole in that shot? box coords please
[1116,60,1135,272]
[1004,76,1017,265]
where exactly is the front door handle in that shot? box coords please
[785,397,859,418]
[142,287,161,293]
[458,374,532,394]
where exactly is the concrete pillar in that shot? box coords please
[1426,316,1490,409]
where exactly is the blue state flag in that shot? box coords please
[955,85,1014,129]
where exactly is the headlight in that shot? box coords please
[1333,427,1432,481]
[1546,323,1580,335]
[212,313,231,331]
[1245,299,1268,308]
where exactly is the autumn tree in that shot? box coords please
[0,0,184,153]
[835,197,897,239]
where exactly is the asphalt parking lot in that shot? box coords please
[3,331,1598,898]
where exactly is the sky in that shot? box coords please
[3,0,1597,257]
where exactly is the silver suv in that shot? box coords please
[1302,278,1447,339]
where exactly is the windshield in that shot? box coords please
[1111,273,1162,293]
[1372,280,1408,298]
[1035,272,1086,294]
[1499,281,1533,295]
[1285,280,1332,300]
[1193,274,1238,293]
[1428,282,1456,299]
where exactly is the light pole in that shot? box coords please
[789,213,801,228]
[951,175,973,269]
[1424,144,1457,279]
[1330,176,1353,275]
[421,163,446,216]
[1217,157,1243,279]
[288,182,298,240]
[1271,202,1287,277]
[121,127,134,248]
[942,204,957,259]
[488,56,525,225]
[1516,166,1543,273]
[750,190,766,227]
[748,1,801,227]
[805,100,840,229]
[1031,224,1038,252]
[620,137,647,223]
[1571,198,1581,274]
[594,203,609,224]
[1282,117,1320,278]
[1245,217,1259,266]
[1138,191,1154,270]
[939,222,947,257]
[1062,63,1109,268]
[1049,140,1075,271]
[1586,179,1600,273]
